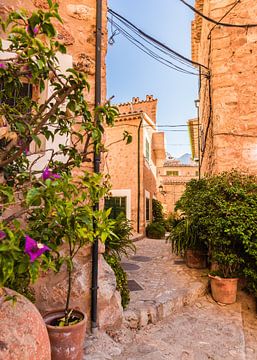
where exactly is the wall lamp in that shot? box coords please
[158,184,167,196]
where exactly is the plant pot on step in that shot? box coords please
[208,274,238,304]
[185,249,207,269]
[44,309,86,360]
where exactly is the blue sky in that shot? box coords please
[106,0,198,158]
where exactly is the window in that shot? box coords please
[104,196,127,219]
[195,171,199,177]
[145,138,150,162]
[166,170,179,176]
[145,197,150,221]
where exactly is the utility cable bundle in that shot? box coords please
[107,8,209,77]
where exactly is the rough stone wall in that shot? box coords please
[0,0,107,106]
[192,0,257,175]
[33,244,123,332]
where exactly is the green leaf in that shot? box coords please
[31,134,42,147]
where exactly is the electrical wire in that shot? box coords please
[179,0,257,28]
[109,13,198,72]
[107,18,199,76]
[108,8,209,71]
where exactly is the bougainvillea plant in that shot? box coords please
[0,0,121,315]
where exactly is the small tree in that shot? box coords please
[0,1,120,303]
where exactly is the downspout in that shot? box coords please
[91,0,102,334]
[137,114,143,233]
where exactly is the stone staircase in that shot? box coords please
[122,238,207,329]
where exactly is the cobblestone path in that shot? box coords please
[85,238,257,360]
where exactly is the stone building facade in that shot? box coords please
[157,158,198,214]
[0,0,123,331]
[192,0,257,175]
[104,96,166,234]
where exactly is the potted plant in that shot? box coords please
[208,249,244,304]
[27,172,115,360]
[168,215,208,269]
[175,172,257,304]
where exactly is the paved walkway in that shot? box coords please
[84,238,257,360]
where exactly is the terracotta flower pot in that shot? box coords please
[208,274,239,304]
[44,309,86,360]
[185,249,207,269]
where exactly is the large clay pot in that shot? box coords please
[0,288,51,360]
[185,249,207,269]
[208,274,238,304]
[44,309,86,360]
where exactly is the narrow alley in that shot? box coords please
[85,239,257,360]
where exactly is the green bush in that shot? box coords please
[152,199,165,223]
[168,216,207,256]
[104,213,135,308]
[175,171,257,279]
[104,254,130,309]
[146,222,166,239]
[104,213,135,259]
[164,213,176,232]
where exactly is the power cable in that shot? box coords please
[108,8,209,71]
[108,18,199,76]
[179,0,257,28]
[109,12,198,72]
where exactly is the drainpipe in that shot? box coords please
[137,114,143,233]
[91,0,102,334]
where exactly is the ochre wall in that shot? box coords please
[105,96,160,234]
[105,115,141,231]
[192,0,257,175]
[158,164,198,213]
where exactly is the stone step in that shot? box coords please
[124,280,206,329]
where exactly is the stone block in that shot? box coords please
[67,4,93,20]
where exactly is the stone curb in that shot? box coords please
[124,280,207,329]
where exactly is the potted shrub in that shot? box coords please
[27,172,115,360]
[168,215,208,269]
[175,171,257,304]
[208,248,244,304]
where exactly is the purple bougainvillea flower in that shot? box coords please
[42,167,51,180]
[51,173,61,179]
[33,26,39,35]
[42,167,60,181]
[24,235,50,263]
[0,231,6,240]
[0,63,6,69]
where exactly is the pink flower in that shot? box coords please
[0,63,6,69]
[33,26,39,35]
[42,167,61,181]
[24,235,50,263]
[0,231,6,240]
